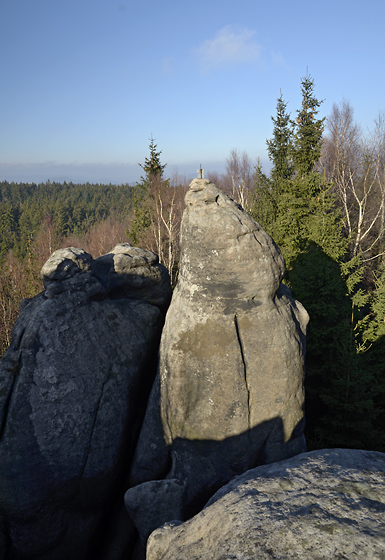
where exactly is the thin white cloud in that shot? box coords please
[161,56,174,76]
[194,25,263,72]
[271,50,289,70]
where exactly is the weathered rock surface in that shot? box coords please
[147,448,385,560]
[93,242,171,311]
[128,179,309,537]
[0,244,171,560]
[125,478,186,546]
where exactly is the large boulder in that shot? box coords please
[127,179,309,534]
[0,244,171,559]
[147,448,385,560]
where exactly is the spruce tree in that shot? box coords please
[266,93,294,185]
[139,135,167,182]
[252,81,339,268]
[252,74,382,449]
[361,263,385,344]
[271,73,344,270]
[293,72,324,177]
[251,93,293,234]
[128,136,167,246]
[251,160,277,234]
[358,263,385,451]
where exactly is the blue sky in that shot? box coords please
[1,0,384,185]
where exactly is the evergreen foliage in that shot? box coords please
[359,263,385,443]
[251,93,293,234]
[250,160,277,234]
[362,263,385,344]
[0,202,17,259]
[266,93,294,183]
[139,135,167,181]
[292,72,325,176]
[127,136,168,246]
[0,180,134,262]
[127,182,152,246]
[127,137,184,285]
[252,74,346,270]
[251,73,385,452]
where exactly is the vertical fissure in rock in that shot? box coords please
[0,353,20,442]
[75,367,114,489]
[252,232,263,247]
[234,314,251,430]
[0,380,15,443]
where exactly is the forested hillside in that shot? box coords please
[0,180,135,258]
[1,74,384,454]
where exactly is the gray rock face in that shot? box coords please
[125,478,186,546]
[163,180,308,505]
[147,448,385,560]
[128,179,308,535]
[0,245,171,560]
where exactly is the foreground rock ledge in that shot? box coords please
[147,448,385,560]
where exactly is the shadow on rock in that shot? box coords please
[125,414,305,547]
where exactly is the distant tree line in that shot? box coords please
[0,180,135,259]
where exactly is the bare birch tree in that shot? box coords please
[127,138,187,284]
[134,176,186,284]
[64,216,130,258]
[224,149,254,209]
[149,179,185,281]
[321,101,385,261]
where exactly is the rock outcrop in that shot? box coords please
[127,179,309,538]
[0,244,171,560]
[1,183,384,560]
[147,448,385,560]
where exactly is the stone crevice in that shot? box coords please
[0,350,21,442]
[76,365,114,489]
[234,314,251,430]
[252,232,263,247]
[0,379,16,443]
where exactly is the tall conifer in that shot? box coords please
[293,72,324,177]
[139,136,167,182]
[251,74,384,450]
[251,93,293,234]
[266,93,294,185]
[128,136,167,245]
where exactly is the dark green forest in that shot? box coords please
[1,74,385,454]
[0,180,134,259]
